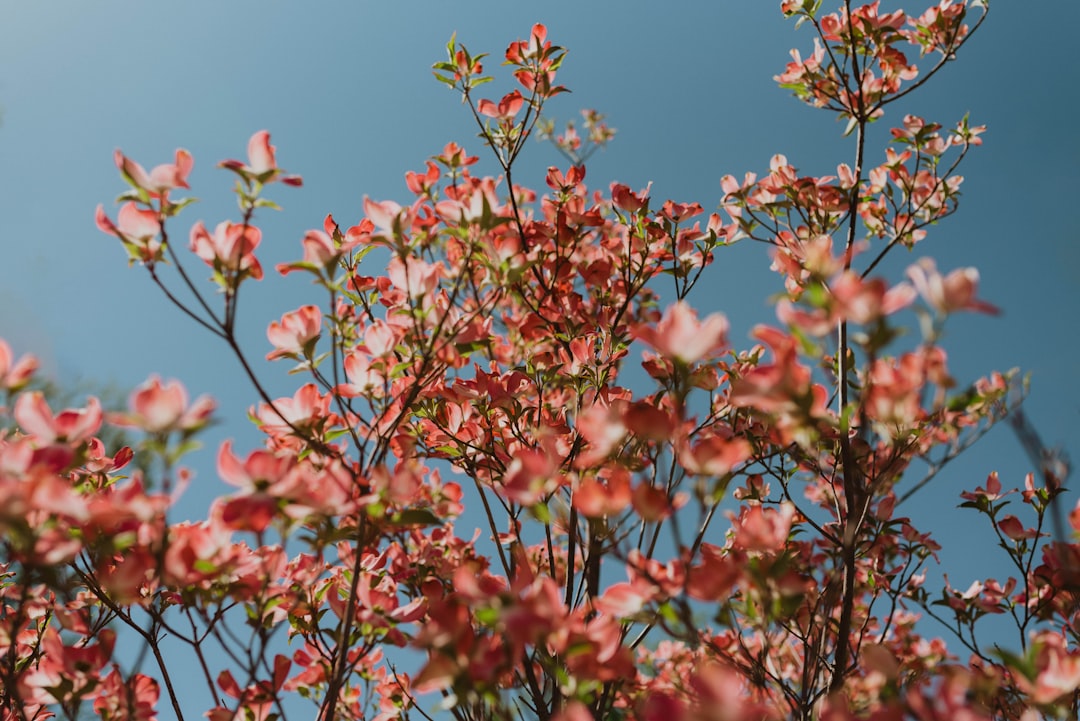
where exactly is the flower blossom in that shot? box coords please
[219,130,302,186]
[907,257,999,315]
[113,375,215,434]
[633,301,729,364]
[0,338,37,392]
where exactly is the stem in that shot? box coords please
[830,66,867,691]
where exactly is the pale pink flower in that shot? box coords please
[114,375,215,433]
[730,503,796,552]
[114,148,192,198]
[266,305,322,360]
[907,257,999,315]
[387,257,442,299]
[633,301,729,364]
[189,220,263,279]
[477,90,525,121]
[219,130,302,186]
[14,392,102,445]
[0,339,37,391]
[95,202,163,264]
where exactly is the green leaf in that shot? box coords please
[392,508,443,527]
[530,502,551,524]
[166,196,199,215]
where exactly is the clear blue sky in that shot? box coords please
[1,0,1077,692]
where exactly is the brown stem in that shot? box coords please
[830,65,867,690]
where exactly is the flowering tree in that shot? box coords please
[2,2,1078,720]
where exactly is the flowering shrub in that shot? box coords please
[1,3,1077,720]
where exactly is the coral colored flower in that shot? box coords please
[163,516,233,587]
[997,514,1041,542]
[0,338,37,391]
[25,628,115,703]
[190,220,263,279]
[96,202,164,264]
[959,471,1010,504]
[114,147,192,198]
[632,482,674,521]
[253,383,330,435]
[94,668,160,721]
[907,257,999,315]
[266,305,322,361]
[573,470,632,518]
[573,399,628,467]
[594,582,651,618]
[114,375,215,433]
[633,301,729,364]
[500,447,561,505]
[686,544,741,601]
[477,90,525,121]
[551,701,594,721]
[219,130,302,186]
[296,229,337,268]
[339,350,386,398]
[14,392,102,444]
[505,23,551,64]
[387,256,442,299]
[1013,633,1080,705]
[678,432,752,476]
[436,141,478,168]
[864,352,928,435]
[730,503,796,552]
[729,328,831,443]
[216,441,297,532]
[611,183,650,214]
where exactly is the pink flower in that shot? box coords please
[363,197,422,240]
[14,392,102,445]
[114,375,215,433]
[594,582,651,618]
[266,305,322,361]
[387,257,442,299]
[219,130,302,186]
[500,447,561,505]
[162,517,234,586]
[997,514,1041,541]
[1013,633,1080,705]
[253,384,330,435]
[477,90,525,121]
[0,339,37,391]
[611,183,650,214]
[95,202,164,264]
[505,23,551,64]
[730,503,796,552]
[297,229,337,267]
[633,302,729,364]
[216,442,296,532]
[338,350,385,398]
[907,258,999,315]
[959,471,1011,504]
[573,470,632,518]
[94,669,160,721]
[189,220,263,280]
[678,431,751,476]
[114,148,192,198]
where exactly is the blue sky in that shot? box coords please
[1,0,1077,692]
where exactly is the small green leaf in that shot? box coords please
[392,509,443,527]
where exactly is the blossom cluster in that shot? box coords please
[3,5,1077,721]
